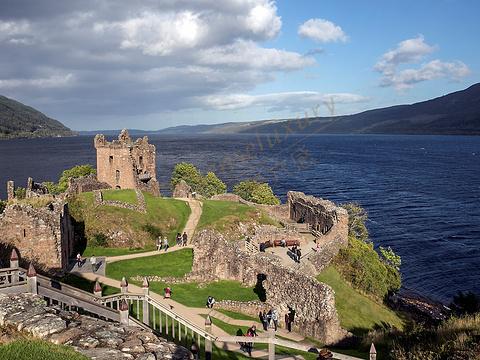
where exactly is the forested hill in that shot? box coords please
[0,95,75,139]
[160,83,480,135]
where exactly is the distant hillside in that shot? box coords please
[0,95,75,139]
[160,83,480,135]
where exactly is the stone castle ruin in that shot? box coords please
[94,129,160,196]
[1,178,76,270]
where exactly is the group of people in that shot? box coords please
[176,232,188,246]
[289,245,302,263]
[76,253,100,273]
[156,235,170,251]
[258,308,295,332]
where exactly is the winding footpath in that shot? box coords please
[72,198,362,360]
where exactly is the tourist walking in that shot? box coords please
[156,236,162,251]
[271,309,279,331]
[245,325,258,356]
[164,287,172,299]
[266,309,273,328]
[90,255,97,273]
[259,311,268,331]
[285,313,291,332]
[163,236,169,251]
[176,233,181,246]
[296,248,302,263]
[76,253,82,268]
[182,231,188,246]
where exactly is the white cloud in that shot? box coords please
[298,18,347,43]
[0,20,32,43]
[375,35,435,74]
[375,36,470,90]
[0,73,74,89]
[381,60,471,90]
[201,91,369,111]
[245,1,281,39]
[198,40,315,70]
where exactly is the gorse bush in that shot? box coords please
[334,203,401,299]
[233,180,280,205]
[170,162,226,198]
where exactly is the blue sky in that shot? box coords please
[0,0,478,130]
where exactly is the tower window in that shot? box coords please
[115,170,120,183]
[139,156,143,168]
[109,155,113,164]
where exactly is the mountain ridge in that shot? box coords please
[0,95,75,139]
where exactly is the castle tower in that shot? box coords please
[94,129,160,196]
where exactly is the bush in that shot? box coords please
[42,181,61,195]
[0,200,6,214]
[57,164,96,192]
[141,223,162,239]
[450,291,480,315]
[14,187,26,199]
[233,180,280,205]
[170,163,226,198]
[334,202,401,299]
[90,233,108,247]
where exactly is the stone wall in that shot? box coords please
[94,129,160,196]
[191,229,349,345]
[93,189,147,213]
[0,293,189,360]
[0,200,76,270]
[66,174,110,196]
[173,180,193,198]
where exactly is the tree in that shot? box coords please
[58,164,96,192]
[170,162,202,192]
[379,246,402,270]
[342,202,369,242]
[250,182,280,205]
[233,180,280,205]
[202,172,227,198]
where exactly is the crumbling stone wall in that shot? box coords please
[0,201,76,270]
[66,174,110,196]
[93,189,147,213]
[94,129,160,196]
[173,180,192,198]
[191,229,349,344]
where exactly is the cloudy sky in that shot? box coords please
[0,0,478,130]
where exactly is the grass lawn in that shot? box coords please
[106,248,193,279]
[0,339,88,360]
[101,189,137,204]
[198,200,280,234]
[69,191,191,256]
[216,309,257,322]
[316,266,404,335]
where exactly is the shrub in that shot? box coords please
[170,163,226,198]
[0,200,6,214]
[90,233,108,247]
[450,291,480,315]
[42,181,61,195]
[334,202,402,299]
[233,180,280,205]
[141,223,162,239]
[14,187,26,199]
[57,164,96,192]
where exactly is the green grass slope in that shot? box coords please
[69,190,191,255]
[316,266,404,335]
[0,339,88,360]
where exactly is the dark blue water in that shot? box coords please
[1,134,479,303]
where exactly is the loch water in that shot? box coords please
[0,133,479,303]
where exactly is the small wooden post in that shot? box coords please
[120,277,128,293]
[268,327,275,360]
[119,299,129,325]
[205,315,212,360]
[26,263,38,294]
[142,278,149,325]
[370,343,377,360]
[93,281,102,297]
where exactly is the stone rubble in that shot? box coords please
[0,293,190,360]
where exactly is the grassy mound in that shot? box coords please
[198,200,280,235]
[69,190,191,255]
[106,249,260,307]
[101,189,137,204]
[0,339,88,360]
[316,266,404,335]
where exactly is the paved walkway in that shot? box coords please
[107,245,193,264]
[179,198,202,242]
